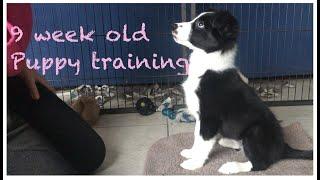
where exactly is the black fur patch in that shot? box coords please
[182,10,313,171]
[197,69,287,170]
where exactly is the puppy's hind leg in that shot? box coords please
[240,125,283,172]
[218,161,253,174]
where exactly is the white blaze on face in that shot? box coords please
[172,12,214,50]
[172,21,195,49]
[174,22,192,42]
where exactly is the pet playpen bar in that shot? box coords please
[29,3,313,114]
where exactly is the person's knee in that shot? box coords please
[75,135,106,174]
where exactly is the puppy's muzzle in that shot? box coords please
[171,23,178,31]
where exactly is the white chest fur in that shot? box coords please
[183,49,236,94]
[187,49,236,78]
[182,49,236,118]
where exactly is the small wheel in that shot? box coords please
[136,97,156,116]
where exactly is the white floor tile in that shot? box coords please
[95,112,167,128]
[94,124,167,175]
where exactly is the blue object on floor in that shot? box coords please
[162,108,176,120]
[159,97,195,123]
[178,111,196,123]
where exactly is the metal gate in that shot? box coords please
[25,3,313,113]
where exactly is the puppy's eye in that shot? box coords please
[197,21,205,28]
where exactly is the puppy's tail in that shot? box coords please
[282,143,313,160]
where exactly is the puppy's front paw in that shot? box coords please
[180,149,194,159]
[180,158,205,170]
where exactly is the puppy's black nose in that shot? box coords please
[171,23,178,31]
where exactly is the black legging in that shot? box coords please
[7,77,106,174]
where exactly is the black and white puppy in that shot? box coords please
[172,9,313,174]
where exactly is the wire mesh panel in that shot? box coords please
[196,3,313,105]
[25,3,313,113]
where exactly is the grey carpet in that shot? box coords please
[144,122,313,175]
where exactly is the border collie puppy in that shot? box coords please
[172,9,313,174]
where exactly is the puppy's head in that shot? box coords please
[172,9,239,53]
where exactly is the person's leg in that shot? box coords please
[7,77,106,174]
[7,125,79,175]
[7,108,28,139]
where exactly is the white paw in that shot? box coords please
[180,149,194,159]
[218,161,252,174]
[180,158,205,170]
[218,162,242,174]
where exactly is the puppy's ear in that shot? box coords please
[213,11,239,40]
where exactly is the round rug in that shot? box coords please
[144,122,313,175]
